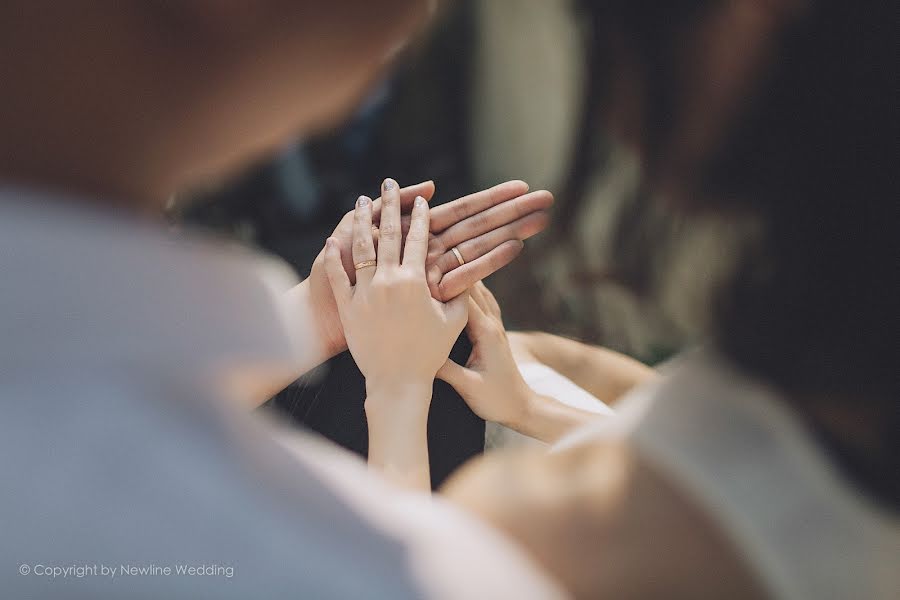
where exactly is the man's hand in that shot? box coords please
[305,179,553,361]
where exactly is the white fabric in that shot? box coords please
[517,361,615,416]
[0,187,565,600]
[558,352,900,600]
[487,361,613,449]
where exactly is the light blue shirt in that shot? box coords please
[0,187,563,600]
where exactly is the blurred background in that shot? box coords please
[176,0,742,396]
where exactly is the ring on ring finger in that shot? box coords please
[451,246,465,267]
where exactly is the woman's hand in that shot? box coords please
[437,282,599,443]
[323,179,468,490]
[324,179,469,393]
[436,282,535,429]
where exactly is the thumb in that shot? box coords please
[444,289,469,330]
[324,237,351,307]
[436,358,479,395]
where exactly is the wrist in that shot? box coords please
[510,390,595,444]
[365,379,434,414]
[290,279,345,359]
[502,386,541,432]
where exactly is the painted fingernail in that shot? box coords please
[382,178,396,191]
[414,196,426,207]
[357,195,369,207]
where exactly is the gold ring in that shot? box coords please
[354,260,377,270]
[451,247,465,267]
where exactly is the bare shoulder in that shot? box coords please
[442,440,767,599]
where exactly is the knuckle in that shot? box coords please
[370,276,390,293]
[436,279,452,302]
[428,279,441,300]
[426,265,442,286]
[427,237,446,260]
[452,201,470,222]
[396,271,419,286]
[380,222,398,239]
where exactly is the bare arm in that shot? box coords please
[509,332,658,406]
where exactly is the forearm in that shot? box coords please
[509,392,601,444]
[525,332,657,405]
[282,279,345,373]
[243,279,343,408]
[365,383,433,492]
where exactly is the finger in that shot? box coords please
[372,215,426,246]
[429,180,530,233]
[427,211,549,282]
[402,196,430,272]
[444,288,470,326]
[466,294,488,329]
[371,180,435,223]
[436,358,479,394]
[430,190,553,260]
[464,295,508,358]
[470,281,502,321]
[470,281,490,311]
[340,181,435,280]
[324,237,351,307]
[434,240,523,301]
[483,282,503,319]
[376,178,401,267]
[352,196,377,287]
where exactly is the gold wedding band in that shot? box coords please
[354,260,377,270]
[451,247,465,267]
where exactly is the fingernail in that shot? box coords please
[414,196,425,207]
[326,238,335,248]
[382,178,396,191]
[357,196,369,207]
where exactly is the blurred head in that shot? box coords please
[587,0,897,410]
[0,0,430,204]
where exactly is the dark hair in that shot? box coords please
[584,1,898,502]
